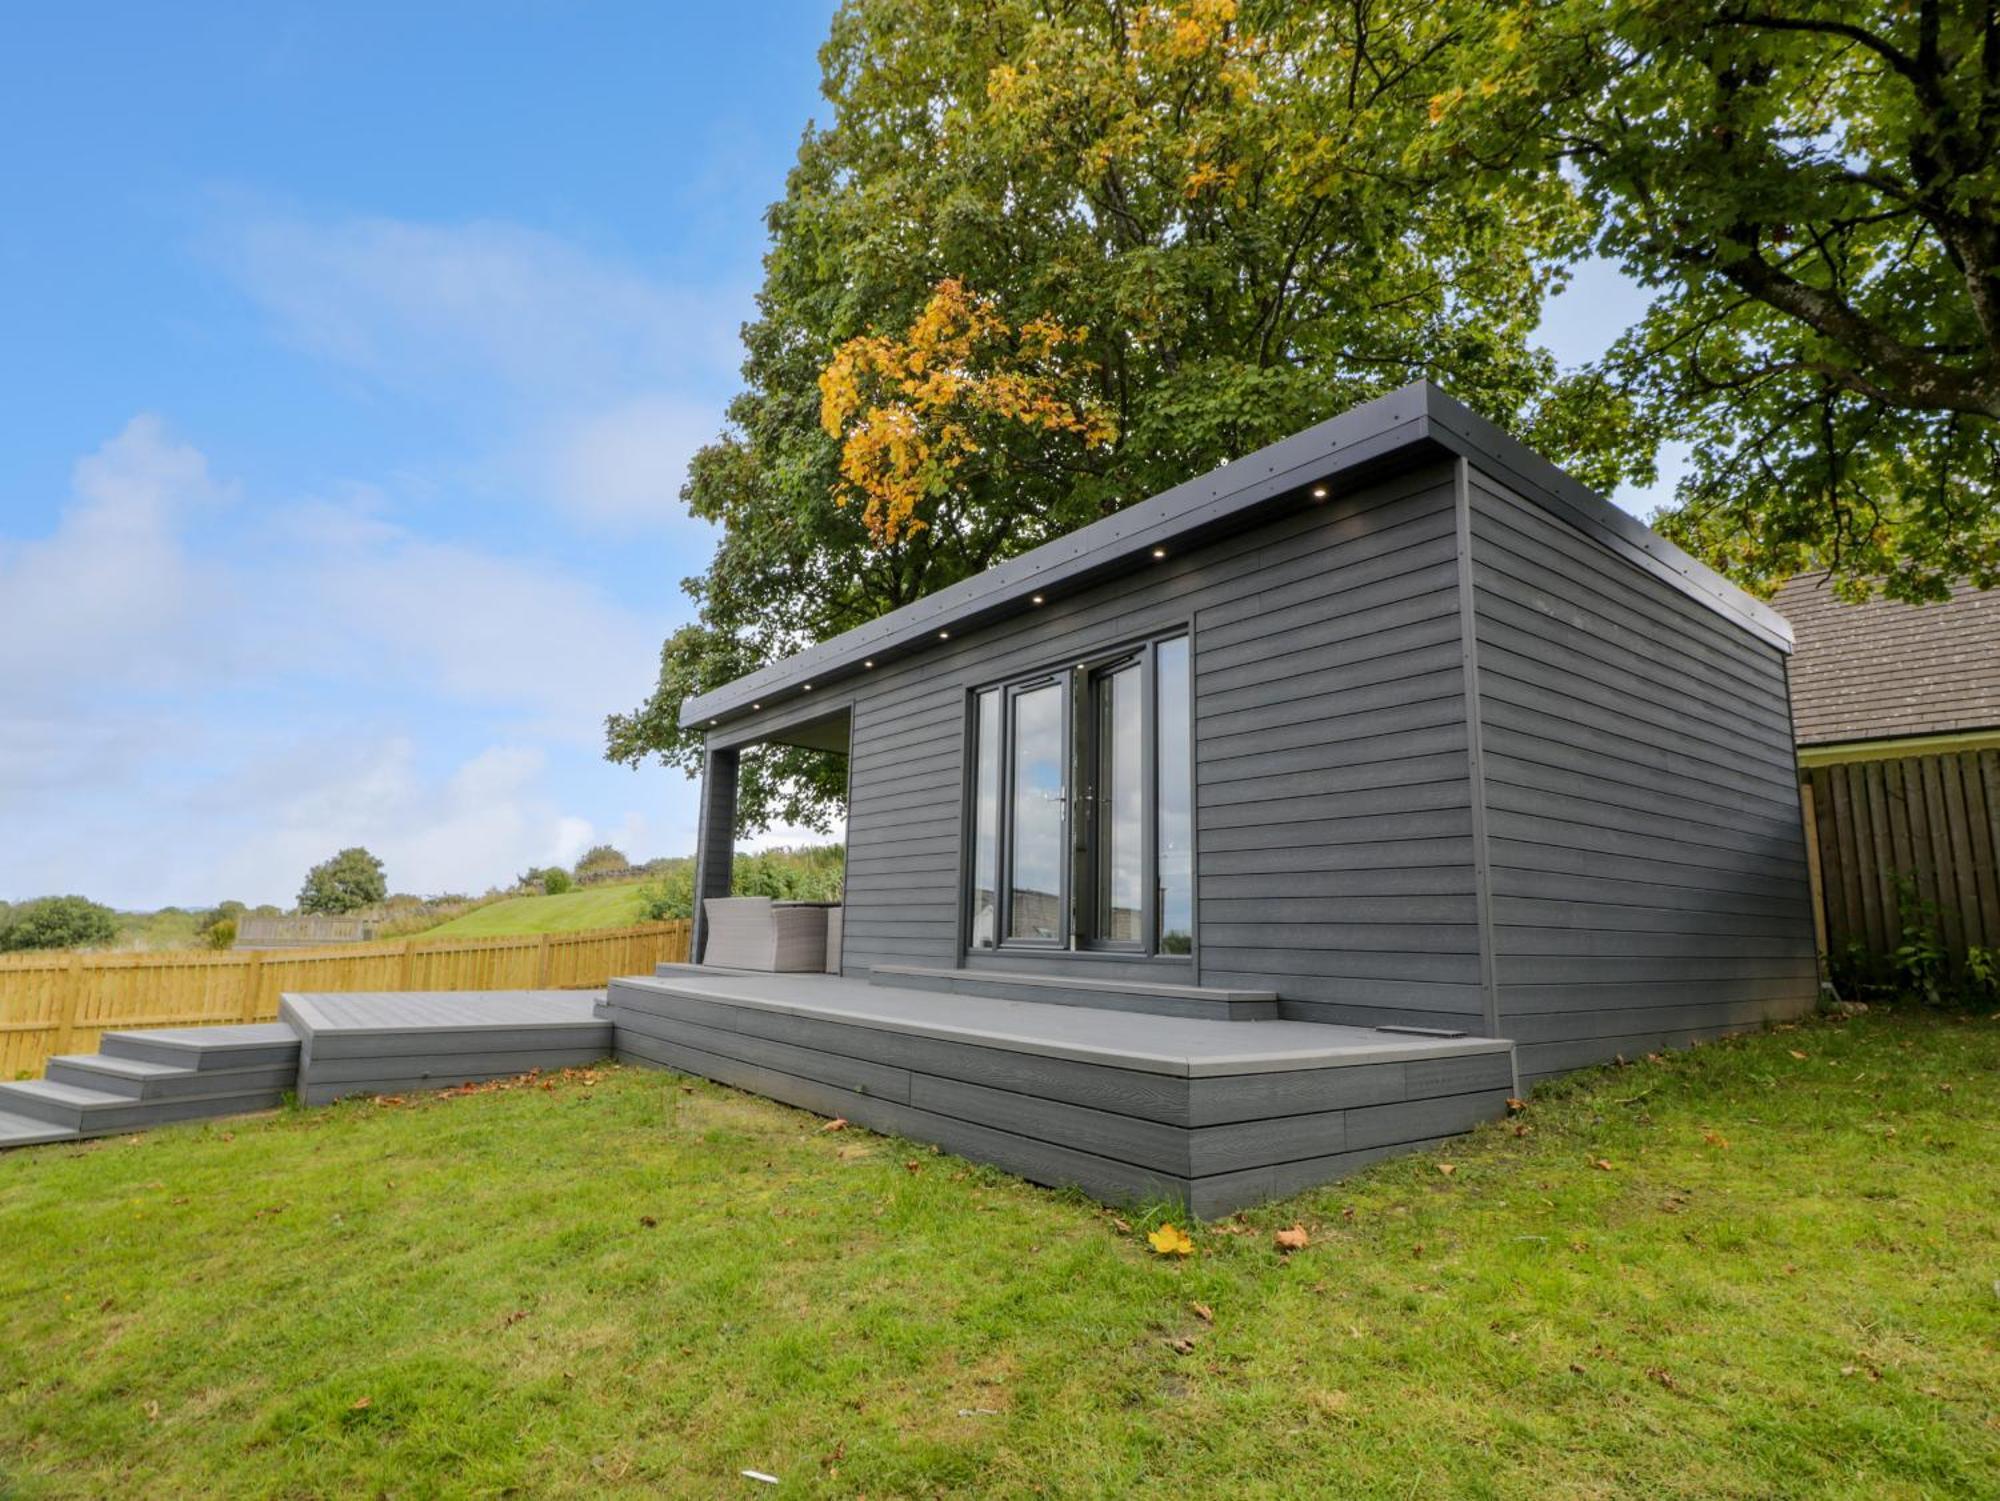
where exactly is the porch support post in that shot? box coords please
[690,745,739,964]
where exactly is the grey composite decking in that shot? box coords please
[607,971,1516,1216]
[282,990,613,1105]
[0,1024,302,1145]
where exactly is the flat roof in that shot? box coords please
[682,381,1792,730]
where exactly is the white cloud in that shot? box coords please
[0,415,227,697]
[0,420,696,909]
[210,207,741,530]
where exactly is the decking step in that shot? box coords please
[44,1052,299,1101]
[0,1108,77,1147]
[0,1074,291,1139]
[868,964,1279,1022]
[0,1078,132,1128]
[98,1023,301,1070]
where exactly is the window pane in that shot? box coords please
[1008,682,1065,940]
[1093,663,1143,942]
[969,689,1001,948]
[1155,637,1193,953]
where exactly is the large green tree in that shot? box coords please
[609,0,1607,829]
[1434,0,2000,600]
[296,847,388,916]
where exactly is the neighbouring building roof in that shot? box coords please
[682,382,1791,731]
[1774,573,2000,746]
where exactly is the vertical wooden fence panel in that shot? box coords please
[0,919,689,1082]
[1807,750,2000,962]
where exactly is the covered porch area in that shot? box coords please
[688,701,851,971]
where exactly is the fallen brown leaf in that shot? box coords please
[639,1215,658,1228]
[1505,1097,1526,1114]
[819,1117,849,1133]
[350,1396,373,1411]
[1789,1050,1809,1061]
[1592,1158,1615,1171]
[1436,1162,1457,1177]
[1702,1130,1730,1149]
[1110,1217,1132,1234]
[1189,1301,1214,1323]
[1274,1223,1311,1252]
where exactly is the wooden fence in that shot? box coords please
[0,919,690,1081]
[1802,748,2000,964]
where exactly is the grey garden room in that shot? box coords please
[604,381,1821,1215]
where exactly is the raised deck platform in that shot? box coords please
[608,970,1516,1216]
[281,991,612,1105]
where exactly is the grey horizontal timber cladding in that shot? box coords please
[1467,464,1818,1074]
[1466,476,1786,698]
[835,462,1480,988]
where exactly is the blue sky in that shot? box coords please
[0,3,1664,911]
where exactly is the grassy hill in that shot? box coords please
[416,880,654,938]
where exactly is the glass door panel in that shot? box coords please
[1007,681,1066,941]
[1154,636,1193,953]
[969,689,1002,948]
[1089,661,1144,945]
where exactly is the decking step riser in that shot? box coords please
[867,964,1280,1022]
[0,1084,291,1133]
[99,1030,302,1071]
[43,1060,300,1101]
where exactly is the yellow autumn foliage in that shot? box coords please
[818,280,1117,546]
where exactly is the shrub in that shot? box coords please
[541,868,573,895]
[573,844,630,880]
[637,867,695,921]
[204,918,238,950]
[0,895,118,952]
[298,847,388,915]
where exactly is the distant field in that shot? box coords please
[418,881,653,937]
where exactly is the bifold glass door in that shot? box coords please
[968,635,1193,957]
[1007,680,1067,942]
[1084,658,1144,947]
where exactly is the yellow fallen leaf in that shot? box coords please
[1592,1158,1615,1171]
[350,1395,372,1411]
[1274,1223,1311,1252]
[819,1117,848,1133]
[1189,1301,1214,1323]
[1788,1050,1808,1060]
[1148,1223,1195,1257]
[1436,1162,1457,1176]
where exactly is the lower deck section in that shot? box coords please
[608,972,1516,1217]
[281,990,612,1105]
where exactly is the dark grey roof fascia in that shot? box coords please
[681,381,1788,730]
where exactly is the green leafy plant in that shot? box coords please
[1889,873,1949,1007]
[0,895,118,953]
[1963,946,2000,1006]
[297,848,388,916]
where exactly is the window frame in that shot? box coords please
[964,630,1193,960]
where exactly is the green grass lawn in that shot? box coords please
[1,1008,1993,1498]
[415,880,652,938]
